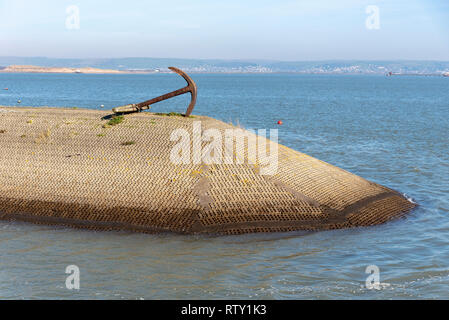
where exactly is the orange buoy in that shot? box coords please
[277,120,283,125]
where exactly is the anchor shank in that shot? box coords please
[136,86,191,110]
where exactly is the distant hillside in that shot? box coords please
[0,57,448,74]
[0,64,151,74]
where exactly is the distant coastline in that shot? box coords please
[1,57,449,75]
[0,63,448,76]
[0,65,154,74]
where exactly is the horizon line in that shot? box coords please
[1,56,449,63]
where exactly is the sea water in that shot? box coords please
[0,73,448,299]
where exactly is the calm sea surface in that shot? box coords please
[0,73,448,299]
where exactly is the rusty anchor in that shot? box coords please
[112,67,197,117]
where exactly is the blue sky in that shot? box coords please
[1,0,448,60]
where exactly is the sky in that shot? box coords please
[0,0,448,60]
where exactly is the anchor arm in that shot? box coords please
[168,67,197,117]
